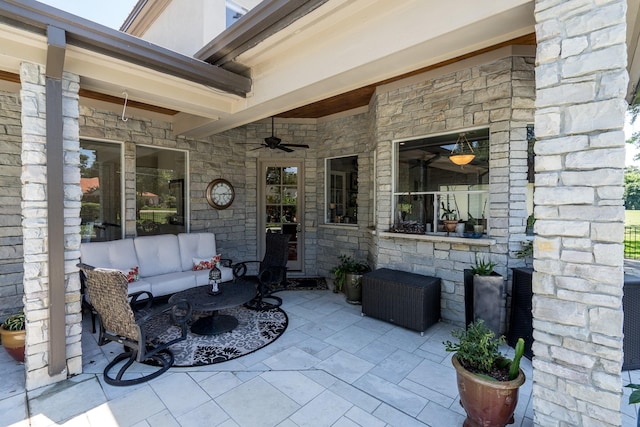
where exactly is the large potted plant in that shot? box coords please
[470,254,504,336]
[331,255,370,304]
[444,320,526,427]
[0,311,25,362]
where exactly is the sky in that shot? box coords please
[38,0,138,30]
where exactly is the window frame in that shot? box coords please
[80,138,125,241]
[391,127,490,236]
[135,144,190,236]
[324,154,359,226]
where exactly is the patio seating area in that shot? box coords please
[1,288,542,427]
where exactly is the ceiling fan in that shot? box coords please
[251,117,310,152]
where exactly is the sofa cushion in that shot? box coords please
[134,234,182,278]
[178,233,219,272]
[80,239,139,272]
[144,271,196,297]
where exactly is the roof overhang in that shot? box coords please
[179,0,537,137]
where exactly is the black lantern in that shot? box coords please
[209,264,221,294]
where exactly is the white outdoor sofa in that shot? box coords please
[80,232,234,298]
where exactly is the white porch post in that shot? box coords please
[20,62,83,390]
[533,0,627,425]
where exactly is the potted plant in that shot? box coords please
[625,383,640,427]
[331,254,370,304]
[470,254,504,336]
[0,311,25,362]
[444,320,526,426]
[441,203,458,233]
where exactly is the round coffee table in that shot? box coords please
[168,281,256,335]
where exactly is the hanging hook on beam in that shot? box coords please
[121,91,129,122]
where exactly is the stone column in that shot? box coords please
[20,62,82,390]
[533,1,627,425]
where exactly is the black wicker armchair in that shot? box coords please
[78,264,191,386]
[232,233,290,310]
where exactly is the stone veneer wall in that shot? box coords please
[532,0,626,425]
[371,53,535,326]
[316,112,375,280]
[243,120,320,274]
[79,105,252,261]
[0,89,23,320]
[20,63,83,389]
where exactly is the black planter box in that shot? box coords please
[362,268,441,334]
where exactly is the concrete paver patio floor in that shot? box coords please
[1,288,636,426]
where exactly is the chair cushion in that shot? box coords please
[81,239,139,272]
[178,233,219,271]
[134,235,182,277]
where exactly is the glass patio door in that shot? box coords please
[261,161,304,271]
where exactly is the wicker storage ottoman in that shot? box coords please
[362,268,441,334]
[624,274,640,370]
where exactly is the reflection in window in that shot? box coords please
[136,146,187,236]
[266,166,298,231]
[392,129,489,235]
[80,140,122,242]
[326,156,358,224]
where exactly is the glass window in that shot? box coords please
[392,129,489,235]
[136,146,187,236]
[80,140,123,242]
[326,156,358,224]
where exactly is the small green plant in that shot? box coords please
[440,202,456,220]
[444,320,524,381]
[331,255,369,292]
[515,240,533,259]
[526,214,536,228]
[465,213,478,232]
[470,253,497,276]
[2,312,25,331]
[626,383,640,405]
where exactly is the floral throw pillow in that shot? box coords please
[192,255,222,271]
[120,266,139,283]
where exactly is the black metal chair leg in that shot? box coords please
[103,349,174,387]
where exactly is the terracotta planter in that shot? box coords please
[452,354,525,427]
[443,220,458,232]
[0,325,25,363]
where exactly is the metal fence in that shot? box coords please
[626,226,640,260]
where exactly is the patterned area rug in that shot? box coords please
[150,305,288,367]
[275,277,328,291]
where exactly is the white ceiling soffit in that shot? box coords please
[0,23,242,120]
[179,0,535,138]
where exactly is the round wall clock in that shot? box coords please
[206,178,235,209]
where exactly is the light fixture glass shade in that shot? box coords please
[449,154,475,165]
[449,133,475,166]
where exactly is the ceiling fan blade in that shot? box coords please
[281,144,310,148]
[277,145,294,153]
[250,145,266,151]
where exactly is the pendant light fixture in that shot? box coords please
[449,133,475,166]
